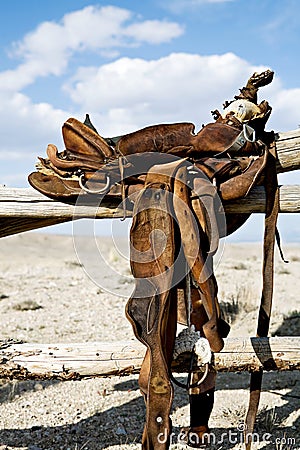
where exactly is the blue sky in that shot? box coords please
[0,0,299,240]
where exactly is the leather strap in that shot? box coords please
[172,166,224,353]
[213,123,256,157]
[245,142,279,449]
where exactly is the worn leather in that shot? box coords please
[62,117,113,159]
[28,113,266,201]
[126,160,183,450]
[244,142,279,450]
[172,165,224,352]
[126,159,231,449]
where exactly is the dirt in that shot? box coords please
[0,233,299,450]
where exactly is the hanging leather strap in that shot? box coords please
[172,165,224,353]
[244,142,279,449]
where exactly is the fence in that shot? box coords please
[0,127,299,380]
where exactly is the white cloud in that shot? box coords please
[2,49,300,174]
[0,5,183,92]
[0,3,299,189]
[0,4,184,186]
[1,48,300,161]
[64,52,269,135]
[63,52,300,135]
[0,90,68,186]
[124,20,185,44]
[267,87,300,131]
[0,91,67,149]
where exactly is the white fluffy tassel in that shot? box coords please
[194,336,212,365]
[173,326,212,365]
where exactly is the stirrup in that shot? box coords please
[171,329,211,390]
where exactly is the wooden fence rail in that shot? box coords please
[0,337,299,381]
[0,128,300,238]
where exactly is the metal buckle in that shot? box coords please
[243,123,256,142]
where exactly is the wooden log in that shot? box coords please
[224,184,300,213]
[0,337,299,380]
[0,196,121,219]
[0,217,70,238]
[275,129,300,173]
[0,188,125,237]
[0,184,299,237]
[0,185,299,219]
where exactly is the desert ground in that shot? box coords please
[0,231,299,450]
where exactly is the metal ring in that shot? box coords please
[79,173,111,194]
[188,363,210,388]
[170,352,210,390]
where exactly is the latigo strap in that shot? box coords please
[245,142,279,449]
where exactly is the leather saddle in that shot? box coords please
[29,115,267,200]
[28,70,278,449]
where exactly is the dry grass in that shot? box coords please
[258,407,280,433]
[275,435,294,450]
[12,299,43,311]
[276,266,292,275]
[231,262,248,270]
[219,283,257,325]
[289,255,300,262]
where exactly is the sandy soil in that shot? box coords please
[0,232,299,450]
